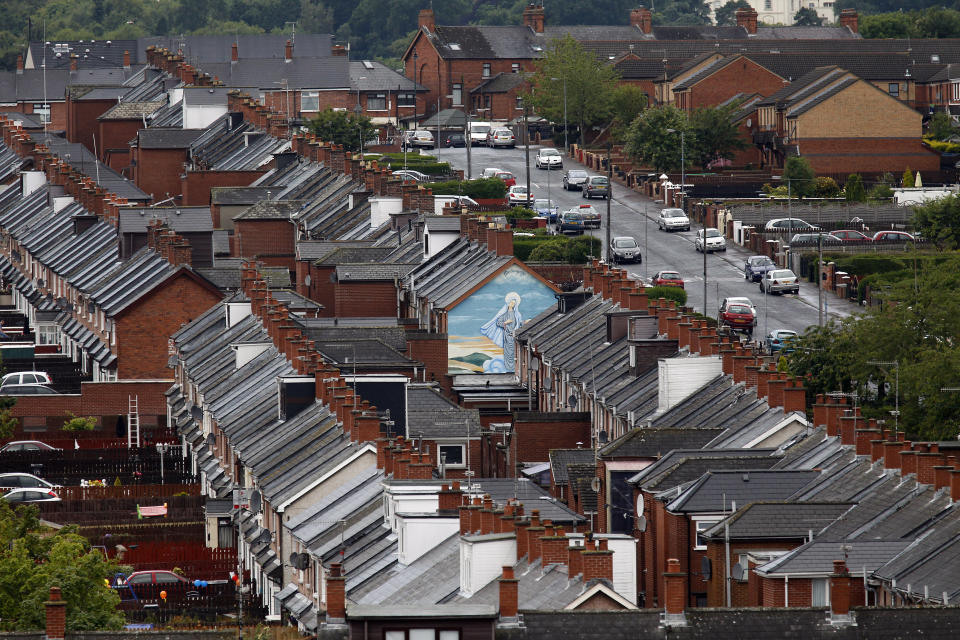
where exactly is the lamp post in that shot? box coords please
[463,74,471,179]
[668,127,701,314]
[524,99,531,209]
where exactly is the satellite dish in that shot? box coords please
[568,394,578,408]
[256,530,271,546]
[701,556,712,580]
[304,274,311,286]
[731,562,746,581]
[636,494,645,516]
[289,552,299,566]
[298,552,311,570]
[590,477,601,493]
[636,515,647,532]
[249,490,262,515]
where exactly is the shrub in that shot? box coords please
[813,176,841,198]
[566,235,602,263]
[517,234,600,264]
[868,183,894,201]
[62,411,96,432]
[646,285,687,306]
[844,174,867,202]
[528,241,566,262]
[430,178,507,199]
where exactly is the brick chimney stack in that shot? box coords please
[123,50,131,69]
[285,40,293,62]
[522,4,546,33]
[630,7,653,35]
[830,560,853,623]
[326,562,346,622]
[839,9,859,34]
[498,566,519,619]
[736,7,758,35]
[231,42,239,63]
[663,558,687,626]
[16,55,23,75]
[419,8,436,32]
[45,587,66,640]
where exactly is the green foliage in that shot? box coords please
[783,157,816,197]
[913,193,960,250]
[902,168,915,188]
[844,174,867,202]
[793,7,823,26]
[0,501,124,630]
[113,477,122,487]
[813,176,841,198]
[528,241,567,262]
[369,153,451,175]
[516,234,600,264]
[306,108,377,153]
[923,138,960,153]
[655,0,712,25]
[868,182,894,201]
[927,112,956,142]
[646,285,687,306]
[0,381,17,439]
[689,102,747,170]
[624,105,692,173]
[429,178,507,199]
[608,84,648,144]
[859,7,960,40]
[714,0,752,26]
[61,412,96,433]
[527,35,619,146]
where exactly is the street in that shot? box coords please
[434,142,859,337]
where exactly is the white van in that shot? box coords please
[468,122,492,146]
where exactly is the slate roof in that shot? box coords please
[297,240,373,261]
[351,60,427,92]
[873,509,960,603]
[295,319,408,352]
[406,383,482,438]
[97,101,163,120]
[196,58,349,90]
[599,427,725,459]
[428,26,541,60]
[137,128,206,149]
[471,72,529,94]
[549,449,595,486]
[141,34,334,63]
[667,469,820,513]
[336,263,414,281]
[757,539,912,577]
[0,111,47,129]
[403,237,513,310]
[703,502,854,540]
[26,40,140,69]
[787,76,859,117]
[211,187,278,206]
[234,200,305,220]
[316,338,412,367]
[30,134,148,201]
[628,449,779,492]
[424,216,461,232]
[118,207,213,233]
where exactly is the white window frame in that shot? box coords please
[692,517,720,550]
[367,92,387,110]
[482,63,491,78]
[438,443,466,469]
[301,91,320,112]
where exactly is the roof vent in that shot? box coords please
[932,54,941,63]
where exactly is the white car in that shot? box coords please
[760,269,800,295]
[535,148,563,169]
[1,371,52,386]
[2,488,61,503]
[657,208,690,232]
[0,472,59,492]
[409,130,435,149]
[468,122,492,146]
[392,169,429,183]
[481,167,502,179]
[695,228,727,253]
[507,185,533,207]
[487,128,516,148]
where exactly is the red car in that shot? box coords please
[829,229,871,243]
[872,230,915,242]
[651,270,684,289]
[719,297,757,335]
[495,171,516,187]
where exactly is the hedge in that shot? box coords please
[646,286,687,307]
[430,177,508,198]
[514,233,600,264]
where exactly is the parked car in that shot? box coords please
[0,472,58,492]
[2,488,60,503]
[583,175,610,199]
[533,199,559,223]
[1,371,52,386]
[409,130,435,149]
[562,169,589,191]
[535,148,563,169]
[576,204,601,229]
[695,228,726,252]
[122,570,192,587]
[0,440,59,453]
[468,123,492,146]
[764,218,819,232]
[789,232,842,246]
[481,167,502,179]
[651,270,683,288]
[744,255,776,282]
[719,297,757,334]
[0,384,59,395]
[765,329,799,354]
[873,230,915,242]
[495,171,517,187]
[760,268,800,295]
[829,229,872,243]
[657,208,690,232]
[507,185,533,207]
[557,209,586,235]
[444,132,466,147]
[391,169,430,183]
[487,128,516,148]
[609,236,641,264]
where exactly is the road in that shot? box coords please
[433,142,861,338]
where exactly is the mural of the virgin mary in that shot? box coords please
[479,291,521,373]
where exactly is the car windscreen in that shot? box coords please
[541,149,559,156]
[770,270,794,278]
[614,238,637,248]
[563,213,583,221]
[659,272,681,280]
[569,170,587,177]
[472,125,490,133]
[706,229,722,238]
[534,200,554,208]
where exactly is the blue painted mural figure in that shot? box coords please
[479,292,522,373]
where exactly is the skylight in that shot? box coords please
[362,60,374,69]
[449,43,461,50]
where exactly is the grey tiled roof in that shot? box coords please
[234,200,306,220]
[549,448,595,486]
[471,71,529,94]
[118,206,213,233]
[403,237,513,310]
[600,427,725,459]
[336,263,414,281]
[667,469,819,513]
[703,502,854,540]
[211,187,277,205]
[297,240,373,261]
[295,320,408,352]
[758,539,911,576]
[137,128,206,149]
[628,449,779,492]
[98,101,163,120]
[407,383,481,438]
[569,464,598,511]
[424,216,462,232]
[320,247,395,265]
[351,60,427,92]
[141,34,334,64]
[195,57,349,90]
[787,76,858,117]
[873,509,960,602]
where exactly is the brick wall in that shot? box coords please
[66,98,115,154]
[527,263,585,287]
[685,58,785,110]
[133,147,189,204]
[234,219,295,263]
[798,137,940,175]
[704,538,803,606]
[98,120,142,171]
[405,331,448,391]
[335,281,398,317]
[181,170,267,207]
[512,412,590,463]
[116,272,223,379]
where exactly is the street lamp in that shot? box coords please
[666,127,703,315]
[867,360,900,433]
[355,77,366,156]
[550,76,568,153]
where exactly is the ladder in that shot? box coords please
[127,395,140,448]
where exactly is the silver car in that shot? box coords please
[696,228,726,253]
[760,269,800,295]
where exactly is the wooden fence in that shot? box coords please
[118,542,238,580]
[0,446,193,485]
[78,521,207,544]
[56,483,200,500]
[38,494,205,525]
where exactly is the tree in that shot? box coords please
[714,0,752,26]
[623,105,693,173]
[793,7,824,26]
[608,84,648,143]
[307,108,377,152]
[913,193,960,250]
[61,412,96,433]
[688,103,747,169]
[927,112,956,141]
[844,174,867,202]
[527,35,619,147]
[902,168,915,188]
[656,0,712,25]
[813,176,840,198]
[783,156,816,198]
[0,501,124,630]
[299,0,335,33]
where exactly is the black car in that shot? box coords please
[744,255,776,282]
[444,133,466,147]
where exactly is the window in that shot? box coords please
[438,444,465,468]
[37,324,58,346]
[385,631,459,640]
[398,92,415,107]
[367,93,387,110]
[812,578,829,606]
[482,63,491,78]
[512,63,520,73]
[764,0,771,9]
[888,83,900,97]
[301,91,320,112]
[33,104,50,124]
[515,95,523,110]
[452,83,462,106]
[693,519,719,550]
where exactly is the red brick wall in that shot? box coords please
[301,264,336,317]
[704,538,803,606]
[116,273,223,379]
[799,138,940,175]
[335,281,398,317]
[98,119,142,170]
[512,412,590,464]
[181,170,267,206]
[405,331,448,391]
[18,101,67,132]
[234,219,295,262]
[687,59,785,110]
[134,147,190,203]
[66,97,115,153]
